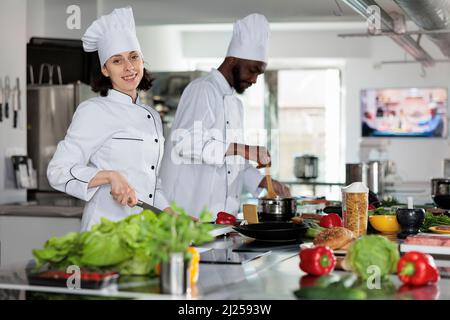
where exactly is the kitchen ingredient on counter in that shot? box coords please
[368,215,401,234]
[379,196,401,207]
[403,234,450,246]
[428,226,450,234]
[342,182,369,237]
[215,211,237,225]
[420,212,450,232]
[299,246,336,276]
[187,247,200,284]
[294,274,367,300]
[299,213,324,221]
[32,204,214,276]
[319,213,343,228]
[302,219,325,238]
[243,204,259,224]
[368,207,396,216]
[291,216,304,224]
[313,227,355,250]
[397,251,439,286]
[344,235,400,280]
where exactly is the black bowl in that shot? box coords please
[396,208,425,239]
[233,222,308,242]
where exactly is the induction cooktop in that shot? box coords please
[199,248,271,264]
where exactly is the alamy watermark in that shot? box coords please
[66,5,81,30]
[66,265,81,290]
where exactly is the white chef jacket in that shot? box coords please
[160,69,263,218]
[47,89,169,231]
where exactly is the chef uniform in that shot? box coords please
[160,14,270,218]
[47,7,168,231]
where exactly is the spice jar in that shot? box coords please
[342,182,369,237]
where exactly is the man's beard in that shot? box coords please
[232,64,246,94]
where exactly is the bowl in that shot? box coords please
[369,215,401,234]
[396,208,425,239]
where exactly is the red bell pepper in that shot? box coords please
[299,246,336,276]
[319,213,343,228]
[397,251,440,286]
[215,211,237,225]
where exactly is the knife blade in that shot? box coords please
[13,77,20,128]
[0,78,3,122]
[4,76,10,119]
[136,199,164,215]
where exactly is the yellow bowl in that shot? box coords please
[369,215,401,234]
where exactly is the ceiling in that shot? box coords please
[97,0,360,25]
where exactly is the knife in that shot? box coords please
[136,199,164,215]
[4,76,10,119]
[13,77,20,128]
[0,78,3,122]
[109,191,163,215]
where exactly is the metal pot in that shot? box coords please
[431,178,450,209]
[257,197,297,222]
[294,155,318,179]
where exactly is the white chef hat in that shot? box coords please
[226,13,270,63]
[82,6,142,66]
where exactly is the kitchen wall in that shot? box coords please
[26,0,98,41]
[0,0,27,204]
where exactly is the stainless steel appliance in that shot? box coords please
[345,163,368,186]
[345,162,385,197]
[294,155,318,179]
[431,178,450,209]
[27,65,97,191]
[367,161,385,196]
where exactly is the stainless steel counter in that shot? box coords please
[0,233,449,300]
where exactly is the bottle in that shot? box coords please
[342,182,369,237]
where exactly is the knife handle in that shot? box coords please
[0,103,2,122]
[4,102,8,118]
[13,110,17,128]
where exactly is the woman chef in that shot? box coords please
[47,7,170,231]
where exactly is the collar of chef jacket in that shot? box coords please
[106,88,142,105]
[210,68,234,96]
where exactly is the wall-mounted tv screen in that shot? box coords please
[361,87,448,137]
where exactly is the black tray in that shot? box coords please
[27,269,119,289]
[233,222,308,242]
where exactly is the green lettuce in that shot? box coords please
[345,235,400,280]
[32,204,214,275]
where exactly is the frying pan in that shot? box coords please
[233,222,308,242]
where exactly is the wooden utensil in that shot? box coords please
[265,166,277,199]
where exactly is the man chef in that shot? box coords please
[160,13,291,219]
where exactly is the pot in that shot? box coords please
[294,155,318,179]
[257,197,297,222]
[431,178,450,209]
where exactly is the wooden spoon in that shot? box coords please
[265,166,278,199]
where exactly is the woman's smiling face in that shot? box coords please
[102,50,144,97]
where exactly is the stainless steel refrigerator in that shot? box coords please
[27,81,97,192]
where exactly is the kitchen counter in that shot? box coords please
[0,233,449,300]
[0,204,83,218]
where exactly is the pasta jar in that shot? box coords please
[341,182,369,237]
